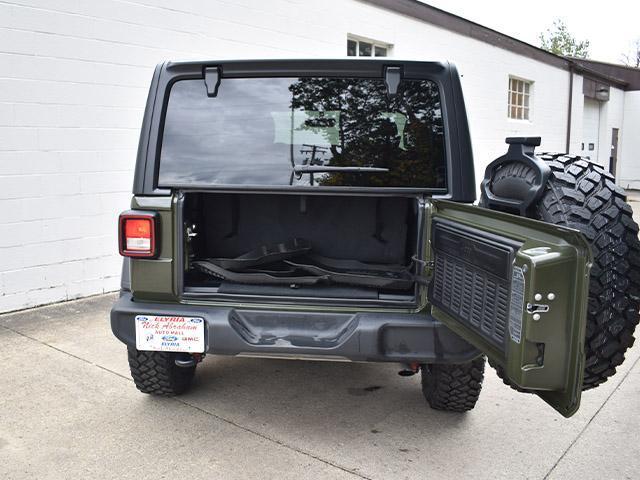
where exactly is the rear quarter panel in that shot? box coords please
[128,195,176,301]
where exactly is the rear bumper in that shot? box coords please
[110,292,480,364]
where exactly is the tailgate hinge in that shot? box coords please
[204,66,221,97]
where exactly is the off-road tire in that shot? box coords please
[421,356,486,412]
[127,347,196,396]
[481,154,640,390]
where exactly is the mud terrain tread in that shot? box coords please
[536,153,640,389]
[127,347,196,396]
[485,154,640,390]
[421,356,486,412]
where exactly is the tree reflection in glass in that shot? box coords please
[288,78,445,188]
[159,76,446,189]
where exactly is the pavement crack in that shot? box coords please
[0,322,370,480]
[0,323,131,381]
[174,397,372,480]
[543,353,640,479]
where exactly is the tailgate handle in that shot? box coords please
[526,303,550,314]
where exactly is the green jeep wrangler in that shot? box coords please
[111,60,640,417]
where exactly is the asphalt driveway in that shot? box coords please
[1,199,639,480]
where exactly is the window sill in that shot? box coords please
[507,117,533,124]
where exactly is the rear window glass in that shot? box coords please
[158,77,446,189]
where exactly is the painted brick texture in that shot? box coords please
[0,0,632,312]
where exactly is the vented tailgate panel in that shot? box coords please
[429,219,522,348]
[428,200,591,417]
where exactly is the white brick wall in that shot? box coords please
[620,91,640,190]
[568,74,585,155]
[340,1,574,175]
[0,0,349,312]
[0,0,636,312]
[596,86,625,168]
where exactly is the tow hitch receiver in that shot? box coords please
[398,362,421,376]
[175,353,204,368]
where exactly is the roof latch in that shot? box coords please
[384,66,402,98]
[204,66,221,97]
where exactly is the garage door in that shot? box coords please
[582,98,600,164]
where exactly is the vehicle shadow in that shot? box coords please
[137,354,519,478]
[176,355,471,438]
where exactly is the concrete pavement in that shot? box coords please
[1,295,639,480]
[1,200,639,480]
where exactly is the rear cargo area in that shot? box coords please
[182,193,421,303]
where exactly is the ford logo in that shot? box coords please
[190,318,203,324]
[162,335,178,342]
[138,316,148,322]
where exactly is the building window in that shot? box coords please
[347,37,390,57]
[508,77,532,120]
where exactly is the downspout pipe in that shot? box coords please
[565,62,574,154]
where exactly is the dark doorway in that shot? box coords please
[610,128,619,178]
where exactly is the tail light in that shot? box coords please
[119,211,159,258]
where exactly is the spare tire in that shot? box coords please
[480,153,640,390]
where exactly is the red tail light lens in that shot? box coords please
[119,211,158,258]
[125,219,151,250]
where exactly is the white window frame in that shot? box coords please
[347,35,392,57]
[508,76,533,121]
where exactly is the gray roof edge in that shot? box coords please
[359,0,569,69]
[361,0,640,91]
[567,57,640,91]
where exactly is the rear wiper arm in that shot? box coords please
[293,165,389,174]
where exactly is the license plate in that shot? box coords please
[135,315,205,353]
